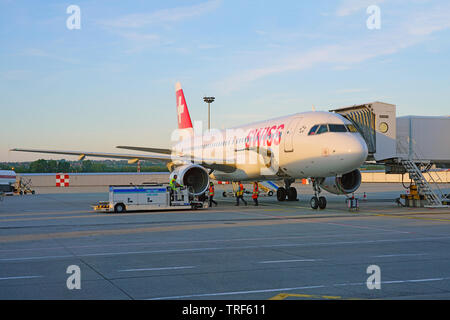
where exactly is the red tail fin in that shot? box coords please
[175,82,193,130]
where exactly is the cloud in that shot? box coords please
[119,32,160,42]
[98,0,222,28]
[0,70,31,81]
[215,3,450,93]
[405,4,450,35]
[198,44,223,50]
[21,48,79,64]
[97,1,222,54]
[334,88,368,94]
[336,0,388,16]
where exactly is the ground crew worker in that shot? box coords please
[235,181,247,206]
[169,174,182,200]
[208,181,218,207]
[169,174,181,191]
[252,182,259,206]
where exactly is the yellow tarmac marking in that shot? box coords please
[0,216,333,243]
[0,210,187,222]
[0,210,90,218]
[0,207,285,222]
[1,203,448,243]
[269,293,343,300]
[0,205,336,223]
[371,213,450,223]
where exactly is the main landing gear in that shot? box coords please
[276,178,298,202]
[275,178,327,209]
[310,178,326,210]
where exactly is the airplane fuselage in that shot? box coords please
[173,111,368,182]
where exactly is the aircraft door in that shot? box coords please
[284,117,302,152]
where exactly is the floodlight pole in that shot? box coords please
[203,96,215,130]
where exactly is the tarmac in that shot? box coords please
[0,183,450,300]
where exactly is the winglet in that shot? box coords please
[175,82,193,130]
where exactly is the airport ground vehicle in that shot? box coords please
[14,177,35,195]
[221,181,274,198]
[0,170,16,194]
[0,171,35,196]
[93,184,207,213]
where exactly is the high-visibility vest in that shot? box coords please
[237,184,244,196]
[169,178,177,190]
[252,184,259,199]
[209,185,215,196]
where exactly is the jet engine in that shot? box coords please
[169,164,210,196]
[319,169,361,195]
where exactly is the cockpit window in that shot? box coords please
[346,124,358,133]
[328,124,347,132]
[316,124,329,134]
[308,125,319,135]
[308,123,357,135]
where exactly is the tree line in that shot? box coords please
[0,159,168,173]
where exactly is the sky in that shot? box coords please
[1,0,449,162]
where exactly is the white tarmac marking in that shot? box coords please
[323,221,410,234]
[118,266,196,272]
[0,275,43,280]
[382,278,444,284]
[0,231,397,253]
[2,235,450,262]
[372,253,428,258]
[148,277,450,300]
[0,254,74,262]
[148,285,326,300]
[258,259,320,264]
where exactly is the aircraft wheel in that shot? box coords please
[277,187,287,201]
[287,187,297,201]
[310,196,319,209]
[268,191,273,197]
[318,196,327,209]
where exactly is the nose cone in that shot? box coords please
[330,134,368,174]
[345,135,368,168]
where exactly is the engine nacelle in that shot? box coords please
[169,164,210,196]
[319,169,361,195]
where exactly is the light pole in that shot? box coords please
[203,96,215,130]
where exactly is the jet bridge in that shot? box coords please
[330,102,450,207]
[329,102,397,162]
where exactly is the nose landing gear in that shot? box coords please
[310,178,327,210]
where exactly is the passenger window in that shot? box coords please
[308,125,319,135]
[328,124,347,132]
[316,124,329,134]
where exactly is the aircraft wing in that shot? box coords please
[10,147,238,172]
[116,146,172,154]
[10,148,173,163]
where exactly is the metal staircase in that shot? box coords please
[400,159,447,207]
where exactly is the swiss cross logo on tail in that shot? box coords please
[175,82,193,130]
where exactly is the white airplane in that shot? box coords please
[12,82,368,209]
